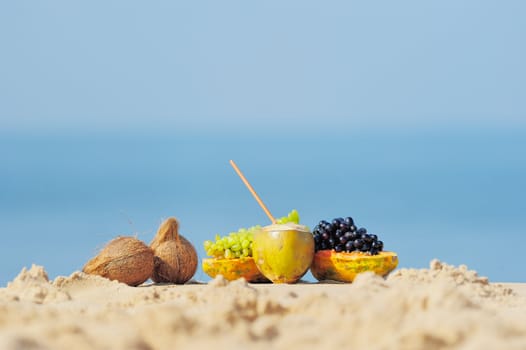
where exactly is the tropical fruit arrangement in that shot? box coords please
[201,210,398,284]
[82,160,398,286]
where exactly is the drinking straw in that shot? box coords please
[229,160,276,224]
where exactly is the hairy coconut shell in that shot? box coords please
[150,217,198,284]
[83,236,154,287]
[151,239,198,283]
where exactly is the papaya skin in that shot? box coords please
[202,257,270,283]
[311,250,398,283]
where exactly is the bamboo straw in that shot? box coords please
[229,160,276,224]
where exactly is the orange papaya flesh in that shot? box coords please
[311,250,398,283]
[202,257,270,283]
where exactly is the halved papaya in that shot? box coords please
[202,257,270,283]
[311,250,398,283]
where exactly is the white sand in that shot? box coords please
[0,260,525,349]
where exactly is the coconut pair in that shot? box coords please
[83,218,198,286]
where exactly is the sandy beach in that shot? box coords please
[1,260,525,350]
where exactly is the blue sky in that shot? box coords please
[1,1,524,132]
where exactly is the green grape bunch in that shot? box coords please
[204,209,300,259]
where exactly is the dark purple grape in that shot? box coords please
[344,217,354,226]
[357,227,367,235]
[320,242,328,250]
[369,248,379,255]
[334,244,344,252]
[332,218,342,227]
[328,238,336,248]
[339,236,347,244]
[371,241,381,249]
[364,234,374,243]
[369,234,378,241]
[345,232,358,241]
[353,239,364,249]
[335,229,343,238]
[361,242,371,252]
[324,223,335,233]
[321,232,329,240]
[375,240,384,251]
[345,241,355,252]
[349,225,357,232]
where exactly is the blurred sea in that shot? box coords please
[1,126,524,285]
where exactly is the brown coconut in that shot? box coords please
[83,236,154,287]
[150,217,198,284]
